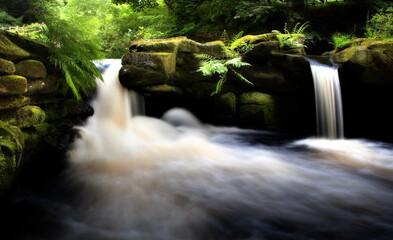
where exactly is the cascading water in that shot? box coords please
[308,58,344,139]
[4,59,393,240]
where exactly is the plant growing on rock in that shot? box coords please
[195,54,252,96]
[272,22,309,50]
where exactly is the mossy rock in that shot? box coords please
[238,92,277,127]
[15,59,46,80]
[21,122,57,161]
[0,58,15,75]
[211,92,237,119]
[26,75,60,94]
[140,84,182,96]
[0,75,27,95]
[178,40,228,59]
[129,37,187,53]
[230,33,278,51]
[119,65,167,89]
[0,31,31,61]
[0,96,30,110]
[0,121,24,193]
[0,105,46,128]
[122,52,176,75]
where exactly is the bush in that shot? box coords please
[366,7,393,39]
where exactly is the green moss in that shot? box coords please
[15,59,46,79]
[0,75,27,95]
[140,84,182,95]
[0,96,30,110]
[122,52,176,75]
[0,32,31,61]
[239,92,277,126]
[230,33,278,50]
[0,58,16,75]
[0,105,46,128]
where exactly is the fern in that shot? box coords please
[196,54,252,95]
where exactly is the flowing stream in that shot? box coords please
[3,59,393,240]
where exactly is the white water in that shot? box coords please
[309,59,344,139]
[50,59,393,240]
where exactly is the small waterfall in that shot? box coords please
[308,58,344,139]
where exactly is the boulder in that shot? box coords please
[0,96,30,110]
[15,60,47,80]
[0,120,24,192]
[26,75,60,94]
[0,31,30,61]
[239,92,277,127]
[329,39,393,84]
[0,105,46,128]
[0,58,15,75]
[0,75,27,95]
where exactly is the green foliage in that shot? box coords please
[0,11,23,27]
[111,0,159,11]
[272,22,309,50]
[366,7,393,39]
[331,33,356,48]
[34,0,104,101]
[195,54,252,95]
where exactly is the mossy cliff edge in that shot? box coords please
[0,30,93,194]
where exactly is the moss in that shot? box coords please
[140,84,182,95]
[129,37,187,53]
[231,33,278,50]
[122,52,176,75]
[119,65,167,89]
[0,31,31,61]
[211,92,237,118]
[15,59,46,79]
[0,105,46,128]
[239,92,277,126]
[22,122,57,160]
[0,58,16,75]
[0,75,27,95]
[0,96,30,110]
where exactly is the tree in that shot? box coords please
[111,0,159,11]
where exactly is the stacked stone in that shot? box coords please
[0,30,93,194]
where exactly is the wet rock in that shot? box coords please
[0,58,15,75]
[0,75,27,95]
[15,60,46,80]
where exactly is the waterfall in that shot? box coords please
[308,58,344,139]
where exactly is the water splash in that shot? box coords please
[308,58,344,139]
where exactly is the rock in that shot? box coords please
[239,92,277,127]
[140,84,182,95]
[329,39,393,84]
[0,105,46,128]
[0,96,30,110]
[0,120,24,192]
[0,75,27,95]
[26,75,60,94]
[211,92,237,119]
[0,31,30,61]
[122,52,176,75]
[0,58,15,75]
[15,60,47,80]
[129,37,186,53]
[119,65,167,89]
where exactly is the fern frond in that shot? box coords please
[228,31,244,48]
[232,69,253,86]
[197,60,227,76]
[211,74,227,96]
[224,57,251,68]
[195,53,216,61]
[220,29,230,46]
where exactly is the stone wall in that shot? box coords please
[0,30,93,194]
